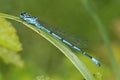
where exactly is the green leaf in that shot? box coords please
[0,13,95,80]
[0,18,23,68]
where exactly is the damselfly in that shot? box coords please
[20,12,101,67]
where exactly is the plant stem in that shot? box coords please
[80,0,120,80]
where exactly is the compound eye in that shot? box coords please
[20,12,30,18]
[20,12,26,16]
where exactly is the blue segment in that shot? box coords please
[41,27,51,33]
[92,58,100,67]
[82,52,86,55]
[20,12,101,67]
[51,33,62,40]
[35,23,44,29]
[63,40,73,47]
[73,46,81,51]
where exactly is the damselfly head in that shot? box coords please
[20,12,39,25]
[20,12,30,18]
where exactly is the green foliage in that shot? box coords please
[0,18,23,68]
[0,18,22,51]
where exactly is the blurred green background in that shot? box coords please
[0,0,120,80]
